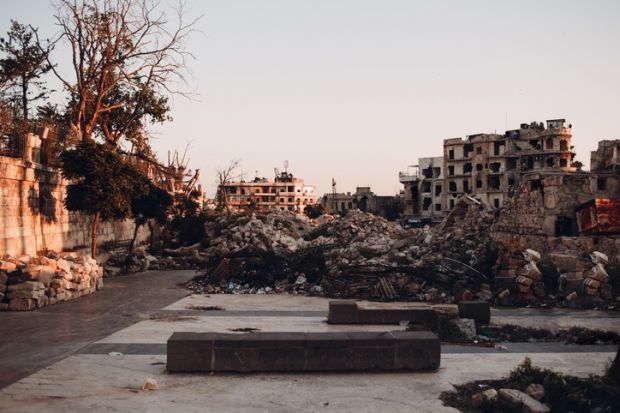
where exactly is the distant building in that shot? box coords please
[590,140,620,171]
[219,171,317,213]
[321,186,402,220]
[400,119,577,224]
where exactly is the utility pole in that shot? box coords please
[331,178,336,213]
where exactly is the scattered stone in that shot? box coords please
[142,377,158,391]
[525,383,545,401]
[482,388,498,402]
[499,388,550,413]
[0,252,103,311]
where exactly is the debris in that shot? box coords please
[454,319,477,341]
[440,358,620,412]
[525,383,545,401]
[108,352,123,358]
[481,388,498,402]
[0,253,104,311]
[499,388,550,413]
[142,377,158,391]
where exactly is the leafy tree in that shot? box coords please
[128,181,172,255]
[97,81,171,147]
[60,141,148,258]
[0,20,51,120]
[166,189,206,246]
[304,203,324,219]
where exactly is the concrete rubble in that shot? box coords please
[179,197,618,308]
[0,252,103,311]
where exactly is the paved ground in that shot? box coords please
[0,270,196,388]
[0,276,618,412]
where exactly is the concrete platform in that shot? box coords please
[167,331,440,372]
[1,283,619,413]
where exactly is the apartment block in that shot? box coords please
[219,171,317,214]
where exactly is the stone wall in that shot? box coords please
[0,155,149,258]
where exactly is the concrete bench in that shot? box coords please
[327,300,437,325]
[167,331,440,373]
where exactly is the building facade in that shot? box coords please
[219,171,317,213]
[400,119,577,224]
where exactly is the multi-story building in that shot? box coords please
[400,119,577,224]
[219,171,317,213]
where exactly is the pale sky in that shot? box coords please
[3,0,620,196]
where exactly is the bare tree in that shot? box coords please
[216,159,241,210]
[41,0,199,144]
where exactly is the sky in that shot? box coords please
[2,0,620,197]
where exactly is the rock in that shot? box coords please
[525,383,545,401]
[590,251,608,265]
[498,289,511,299]
[142,377,158,391]
[0,261,17,272]
[523,249,541,263]
[499,388,550,413]
[455,318,477,340]
[471,392,484,408]
[482,388,498,402]
[8,298,36,311]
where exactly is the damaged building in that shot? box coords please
[400,119,578,225]
[321,186,403,220]
[219,170,317,214]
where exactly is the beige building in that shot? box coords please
[400,119,577,224]
[219,171,317,213]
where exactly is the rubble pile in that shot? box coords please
[552,251,612,302]
[441,357,620,413]
[203,211,312,258]
[0,253,103,311]
[187,204,500,302]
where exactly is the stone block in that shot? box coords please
[168,332,214,372]
[327,300,359,324]
[8,298,35,311]
[458,301,491,324]
[167,331,440,373]
[393,331,441,370]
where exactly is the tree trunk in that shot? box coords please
[91,211,100,259]
[128,221,141,257]
[21,77,28,121]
